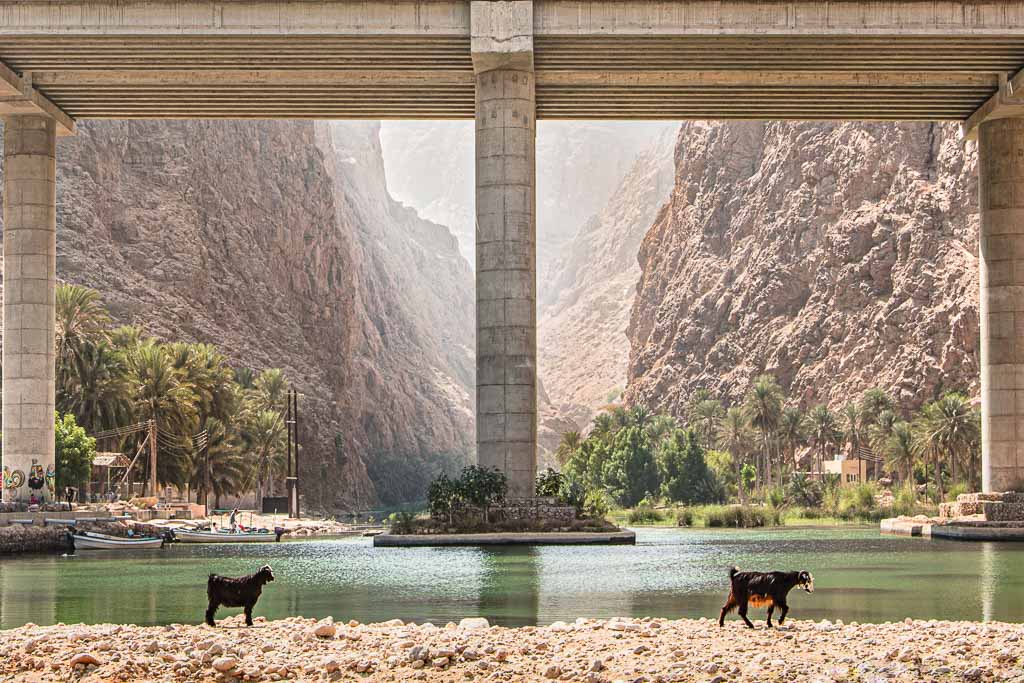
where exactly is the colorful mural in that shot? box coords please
[2,466,25,490]
[28,460,45,492]
[45,464,56,495]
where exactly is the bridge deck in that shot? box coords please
[2,1,1024,121]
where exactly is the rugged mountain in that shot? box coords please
[0,119,474,510]
[380,120,676,278]
[538,128,676,426]
[625,121,979,415]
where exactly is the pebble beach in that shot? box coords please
[1,615,1021,682]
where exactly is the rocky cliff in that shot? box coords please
[0,119,475,510]
[538,128,676,426]
[625,121,980,415]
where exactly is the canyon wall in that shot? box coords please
[0,119,475,510]
[625,121,980,415]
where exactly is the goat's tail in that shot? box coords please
[729,565,740,580]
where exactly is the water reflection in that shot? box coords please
[478,547,539,627]
[2,529,1024,629]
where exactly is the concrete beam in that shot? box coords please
[471,1,533,73]
[0,0,469,35]
[536,70,1000,89]
[963,70,1024,141]
[30,69,475,88]
[0,63,75,136]
[533,0,1024,35]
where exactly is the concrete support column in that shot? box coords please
[2,114,57,503]
[980,117,1024,492]
[475,68,537,498]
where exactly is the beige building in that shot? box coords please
[824,459,870,486]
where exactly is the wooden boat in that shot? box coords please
[69,530,164,550]
[173,528,283,544]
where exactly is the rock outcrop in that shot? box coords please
[0,119,474,510]
[626,121,979,414]
[539,129,676,426]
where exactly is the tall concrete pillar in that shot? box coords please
[2,114,57,503]
[472,1,536,497]
[980,117,1024,492]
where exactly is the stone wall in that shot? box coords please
[496,497,576,523]
[939,492,1024,521]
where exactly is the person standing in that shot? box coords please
[229,507,239,532]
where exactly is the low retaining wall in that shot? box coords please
[374,530,636,547]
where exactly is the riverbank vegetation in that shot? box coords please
[552,377,974,526]
[50,284,290,506]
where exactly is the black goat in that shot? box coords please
[205,564,275,627]
[718,566,814,628]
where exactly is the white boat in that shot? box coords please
[70,531,164,550]
[173,528,282,543]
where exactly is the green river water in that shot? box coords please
[1,527,1022,629]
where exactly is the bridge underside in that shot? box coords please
[3,0,1024,499]
[0,35,1021,120]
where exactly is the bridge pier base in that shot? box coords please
[1,114,57,503]
[980,117,1024,493]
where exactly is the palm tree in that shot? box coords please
[807,405,842,480]
[123,342,200,491]
[253,368,288,412]
[778,406,807,472]
[58,340,132,434]
[859,388,894,478]
[55,284,111,402]
[884,421,917,483]
[743,375,784,489]
[555,431,582,467]
[916,393,981,493]
[190,417,250,510]
[717,407,754,503]
[645,414,677,446]
[244,409,286,510]
[628,405,654,431]
[842,402,867,476]
[591,412,616,442]
[690,399,725,449]
[869,409,899,478]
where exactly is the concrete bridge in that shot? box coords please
[2,0,1024,499]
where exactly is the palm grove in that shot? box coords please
[38,284,290,506]
[555,375,981,511]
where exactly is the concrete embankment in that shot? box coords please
[0,616,1019,682]
[373,530,636,547]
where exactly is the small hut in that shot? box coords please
[89,452,131,501]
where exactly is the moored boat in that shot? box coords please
[173,528,283,543]
[69,530,164,550]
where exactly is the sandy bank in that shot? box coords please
[0,615,1020,682]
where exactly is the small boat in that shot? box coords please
[173,528,283,544]
[69,530,164,550]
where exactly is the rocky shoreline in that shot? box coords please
[0,616,1020,682]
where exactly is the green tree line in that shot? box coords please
[51,283,289,506]
[556,376,981,506]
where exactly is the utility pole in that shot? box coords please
[293,389,301,520]
[148,419,157,499]
[285,389,294,517]
[202,431,211,515]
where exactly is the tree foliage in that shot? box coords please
[55,411,96,490]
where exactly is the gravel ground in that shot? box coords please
[0,615,1021,682]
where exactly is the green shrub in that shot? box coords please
[535,468,564,498]
[945,481,971,503]
[584,489,610,518]
[704,505,779,528]
[387,510,418,535]
[627,504,665,525]
[676,508,695,527]
[766,486,786,509]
